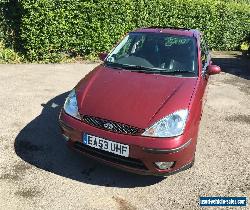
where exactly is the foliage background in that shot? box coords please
[0,0,250,62]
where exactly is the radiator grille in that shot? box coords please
[82,115,143,135]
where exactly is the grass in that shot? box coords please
[0,41,24,64]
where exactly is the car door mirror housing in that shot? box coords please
[207,65,221,75]
[99,52,108,61]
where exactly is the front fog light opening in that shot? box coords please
[155,161,175,170]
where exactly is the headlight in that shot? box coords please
[142,109,188,138]
[63,89,81,120]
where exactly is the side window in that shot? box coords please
[200,37,208,69]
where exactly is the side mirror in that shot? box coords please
[207,65,221,75]
[99,52,108,61]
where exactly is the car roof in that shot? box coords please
[133,26,201,39]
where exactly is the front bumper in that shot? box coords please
[59,110,197,176]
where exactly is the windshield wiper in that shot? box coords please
[103,61,125,70]
[116,64,166,72]
[105,62,195,75]
[104,62,164,72]
[122,65,195,75]
[129,68,196,76]
[163,70,195,74]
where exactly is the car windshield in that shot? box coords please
[105,32,198,77]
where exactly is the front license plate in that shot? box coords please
[83,134,129,157]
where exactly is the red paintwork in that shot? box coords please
[76,66,197,129]
[134,28,199,38]
[207,64,221,75]
[59,27,220,176]
[98,52,108,61]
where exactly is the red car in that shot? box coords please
[59,27,221,176]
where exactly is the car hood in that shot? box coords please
[76,65,197,128]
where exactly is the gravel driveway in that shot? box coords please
[0,53,249,210]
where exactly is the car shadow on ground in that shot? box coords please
[212,54,250,80]
[14,92,163,188]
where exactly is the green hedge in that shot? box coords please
[1,0,250,62]
[0,0,6,42]
[19,0,137,61]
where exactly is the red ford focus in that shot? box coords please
[59,27,221,176]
